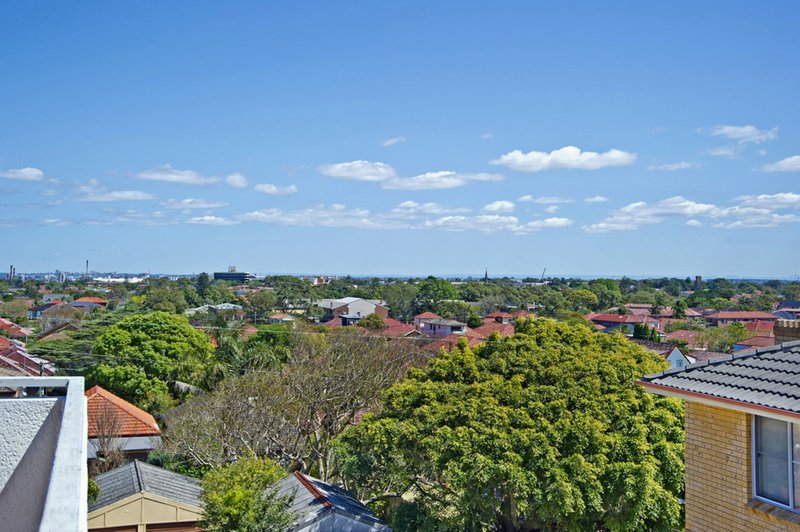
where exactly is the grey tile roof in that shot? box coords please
[89,460,202,512]
[641,340,800,414]
[273,472,390,531]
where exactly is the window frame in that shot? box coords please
[752,415,799,511]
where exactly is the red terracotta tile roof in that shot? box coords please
[75,297,108,305]
[425,333,484,353]
[706,311,776,320]
[0,318,33,337]
[735,335,776,348]
[472,321,515,338]
[322,318,342,328]
[485,311,512,318]
[85,385,160,438]
[414,312,441,319]
[509,311,533,318]
[745,320,775,333]
[664,329,704,348]
[585,313,641,324]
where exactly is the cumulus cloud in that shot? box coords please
[481,200,515,213]
[77,179,157,202]
[584,194,800,233]
[736,192,800,209]
[686,219,703,227]
[225,172,248,188]
[0,167,45,181]
[648,161,697,171]
[235,202,570,235]
[319,160,397,181]
[762,156,800,173]
[517,195,573,204]
[544,205,559,213]
[382,171,503,191]
[707,146,739,157]
[391,201,469,216]
[254,183,298,195]
[584,195,610,204]
[136,164,220,185]
[163,198,228,209]
[706,124,778,144]
[381,136,406,147]
[187,215,239,226]
[490,146,636,172]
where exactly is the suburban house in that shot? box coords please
[38,322,81,342]
[0,338,55,376]
[585,313,642,334]
[0,317,33,339]
[485,311,513,324]
[413,311,441,329]
[664,329,704,349]
[88,460,203,532]
[705,310,777,327]
[274,471,391,531]
[639,337,800,530]
[74,296,109,307]
[85,385,162,462]
[734,335,777,351]
[315,297,389,322]
[42,293,68,304]
[269,312,296,324]
[28,301,65,319]
[420,318,467,337]
[0,376,88,531]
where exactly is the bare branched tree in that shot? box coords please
[162,330,428,481]
[90,402,125,476]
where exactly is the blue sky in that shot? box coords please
[2,1,799,278]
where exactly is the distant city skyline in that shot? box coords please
[2,2,799,277]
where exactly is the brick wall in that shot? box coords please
[685,402,800,531]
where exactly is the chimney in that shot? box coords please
[775,320,800,344]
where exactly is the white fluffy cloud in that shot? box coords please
[319,160,397,181]
[187,215,240,226]
[481,200,515,213]
[136,165,247,187]
[163,198,228,209]
[254,183,298,195]
[225,172,248,188]
[391,201,469,216]
[762,156,800,173]
[137,164,220,185]
[320,161,502,190]
[544,205,559,213]
[647,161,697,171]
[736,192,800,209]
[77,180,157,202]
[381,136,406,147]
[517,195,573,204]
[707,146,739,157]
[584,194,800,233]
[234,202,571,235]
[0,167,45,181]
[490,146,636,172]
[383,171,503,190]
[706,124,778,144]
[584,195,610,204]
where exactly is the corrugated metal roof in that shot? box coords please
[89,460,202,512]
[273,472,390,531]
[641,340,800,414]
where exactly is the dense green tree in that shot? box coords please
[359,313,386,331]
[336,319,684,531]
[201,456,293,532]
[246,290,278,322]
[93,311,213,386]
[672,299,687,319]
[85,364,174,413]
[699,323,751,352]
[566,288,600,312]
[433,300,476,321]
[274,276,312,311]
[380,283,418,322]
[196,273,211,299]
[414,277,458,313]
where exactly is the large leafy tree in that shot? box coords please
[414,277,459,313]
[336,319,684,531]
[92,311,213,389]
[201,456,293,532]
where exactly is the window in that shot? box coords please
[753,416,800,510]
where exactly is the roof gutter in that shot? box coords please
[638,380,800,425]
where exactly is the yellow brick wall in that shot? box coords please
[685,402,800,531]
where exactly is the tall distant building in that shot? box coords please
[213,266,253,283]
